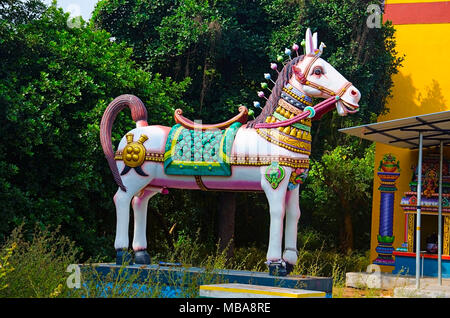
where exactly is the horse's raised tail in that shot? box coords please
[100,95,148,192]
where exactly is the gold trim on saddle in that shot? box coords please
[115,150,309,169]
[115,151,164,162]
[174,106,248,130]
[230,155,309,169]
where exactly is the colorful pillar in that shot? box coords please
[374,154,400,266]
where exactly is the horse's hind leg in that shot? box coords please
[131,188,158,264]
[113,174,151,265]
[113,188,135,264]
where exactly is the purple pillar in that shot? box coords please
[374,154,400,266]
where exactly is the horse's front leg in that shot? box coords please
[261,165,291,275]
[283,185,301,273]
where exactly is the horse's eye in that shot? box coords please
[314,68,322,75]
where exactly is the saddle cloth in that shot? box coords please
[164,122,242,176]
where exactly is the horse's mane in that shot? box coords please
[246,55,305,128]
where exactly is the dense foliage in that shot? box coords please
[92,0,271,124]
[0,1,188,257]
[0,0,402,259]
[301,144,375,252]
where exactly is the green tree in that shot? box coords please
[0,1,188,258]
[301,144,375,253]
[92,0,270,123]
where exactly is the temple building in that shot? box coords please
[341,0,450,279]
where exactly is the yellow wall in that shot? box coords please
[378,23,450,121]
[370,9,450,269]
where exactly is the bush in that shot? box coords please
[0,225,81,298]
[0,242,16,291]
[291,232,370,287]
[74,233,230,298]
[232,245,266,272]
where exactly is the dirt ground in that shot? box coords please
[334,286,394,298]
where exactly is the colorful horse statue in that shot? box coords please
[100,29,361,275]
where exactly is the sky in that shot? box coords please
[43,0,100,20]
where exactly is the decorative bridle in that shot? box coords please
[255,54,353,129]
[293,55,353,98]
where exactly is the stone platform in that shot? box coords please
[83,263,333,297]
[346,271,450,297]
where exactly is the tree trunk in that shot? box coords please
[218,192,236,259]
[340,200,354,254]
[184,48,190,78]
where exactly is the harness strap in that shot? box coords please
[254,95,339,129]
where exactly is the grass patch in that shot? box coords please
[0,225,372,298]
[0,224,80,298]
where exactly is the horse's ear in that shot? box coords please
[312,32,318,51]
[305,28,314,55]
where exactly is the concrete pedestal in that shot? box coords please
[82,263,333,298]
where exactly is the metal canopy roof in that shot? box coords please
[340,109,450,288]
[339,110,450,149]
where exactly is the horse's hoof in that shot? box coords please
[285,262,294,275]
[268,261,288,277]
[116,249,134,266]
[134,250,150,265]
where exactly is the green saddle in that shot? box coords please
[164,122,241,176]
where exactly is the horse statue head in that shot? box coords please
[248,28,360,128]
[293,28,360,115]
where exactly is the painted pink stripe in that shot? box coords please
[149,178,198,190]
[202,180,262,191]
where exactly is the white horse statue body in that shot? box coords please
[100,29,361,275]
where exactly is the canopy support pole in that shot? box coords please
[438,141,443,286]
[416,132,423,289]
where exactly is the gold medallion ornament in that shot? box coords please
[122,133,148,168]
[119,133,149,177]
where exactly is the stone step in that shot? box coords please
[200,283,326,298]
